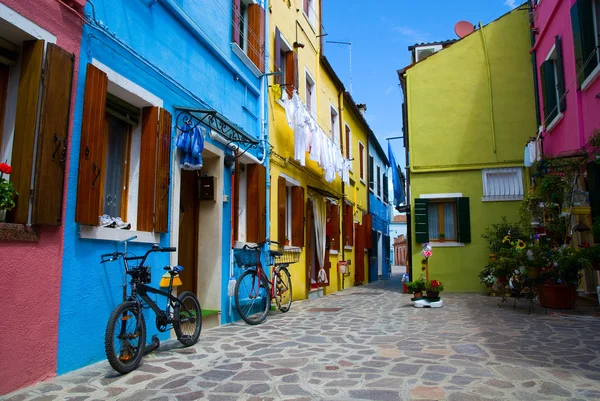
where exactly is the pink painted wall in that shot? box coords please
[532,0,600,156]
[0,0,81,395]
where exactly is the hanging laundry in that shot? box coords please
[271,84,282,101]
[176,125,204,170]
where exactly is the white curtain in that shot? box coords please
[311,196,327,269]
[444,203,456,239]
[428,203,439,239]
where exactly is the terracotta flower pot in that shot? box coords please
[537,284,577,309]
[426,290,439,299]
[413,291,423,299]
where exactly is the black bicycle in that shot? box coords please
[100,244,202,374]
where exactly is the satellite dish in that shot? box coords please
[454,21,475,38]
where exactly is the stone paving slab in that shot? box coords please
[4,269,600,401]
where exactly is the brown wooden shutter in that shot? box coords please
[233,159,241,241]
[232,0,241,46]
[330,203,339,250]
[75,63,108,225]
[364,213,373,249]
[246,163,266,243]
[274,27,282,85]
[344,202,354,246]
[354,221,365,283]
[277,176,286,243]
[291,186,304,247]
[32,44,74,225]
[285,52,296,97]
[247,4,265,73]
[154,108,172,233]
[137,106,159,232]
[10,40,44,224]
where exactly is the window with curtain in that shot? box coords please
[427,200,457,241]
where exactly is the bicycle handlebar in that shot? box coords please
[100,246,177,266]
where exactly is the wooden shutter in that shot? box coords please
[10,40,44,224]
[274,27,282,85]
[414,198,429,244]
[154,108,172,233]
[232,0,241,46]
[344,202,353,246]
[588,162,600,242]
[277,176,286,243]
[383,173,389,201]
[369,156,374,190]
[330,203,339,250]
[32,44,74,225]
[246,163,266,243]
[571,0,597,86]
[540,61,557,124]
[291,185,304,247]
[364,213,373,249]
[555,36,566,112]
[456,197,471,243]
[286,51,296,97]
[137,106,159,232]
[293,50,299,92]
[247,4,265,73]
[75,63,108,225]
[233,159,241,241]
[354,222,365,283]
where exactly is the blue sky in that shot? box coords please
[321,0,520,173]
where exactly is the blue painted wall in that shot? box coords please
[58,0,265,374]
[368,136,391,281]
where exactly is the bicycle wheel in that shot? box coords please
[105,302,146,374]
[235,269,271,325]
[274,266,293,313]
[173,291,202,346]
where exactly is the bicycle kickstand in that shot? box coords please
[144,335,160,355]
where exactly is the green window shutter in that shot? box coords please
[571,0,598,87]
[540,61,549,123]
[541,61,558,124]
[588,162,600,242]
[414,198,429,244]
[456,197,471,244]
[555,36,566,112]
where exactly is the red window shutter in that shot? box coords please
[154,108,172,233]
[33,44,74,226]
[364,213,373,249]
[137,106,159,232]
[330,204,339,250]
[10,40,44,224]
[75,63,108,226]
[344,203,354,247]
[345,126,350,160]
[247,4,265,73]
[291,186,305,247]
[278,176,286,244]
[285,51,296,97]
[246,163,266,243]
[274,27,282,85]
[232,0,241,46]
[354,222,365,283]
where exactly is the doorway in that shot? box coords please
[177,170,199,295]
[377,232,383,278]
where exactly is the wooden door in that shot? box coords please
[177,170,199,295]
[355,222,365,284]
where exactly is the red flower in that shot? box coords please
[0,163,11,175]
[431,280,440,288]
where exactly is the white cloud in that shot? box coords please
[504,0,518,8]
[384,85,397,96]
[392,26,430,44]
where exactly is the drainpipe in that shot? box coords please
[479,21,497,155]
[338,89,346,289]
[263,0,270,245]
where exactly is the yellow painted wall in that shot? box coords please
[405,8,536,292]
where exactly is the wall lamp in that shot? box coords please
[293,42,305,49]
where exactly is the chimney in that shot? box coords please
[356,103,367,115]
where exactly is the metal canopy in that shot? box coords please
[174,106,259,158]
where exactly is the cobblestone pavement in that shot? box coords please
[5,269,600,401]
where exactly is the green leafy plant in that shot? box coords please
[407,277,427,293]
[0,163,16,211]
[438,233,445,240]
[540,247,588,285]
[481,217,527,253]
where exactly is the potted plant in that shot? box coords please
[407,277,427,299]
[583,244,600,270]
[284,236,290,246]
[438,233,445,242]
[537,247,588,309]
[426,280,444,298]
[525,242,549,279]
[0,162,16,222]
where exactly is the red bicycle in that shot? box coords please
[234,239,299,324]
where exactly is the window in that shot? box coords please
[276,175,304,247]
[571,0,600,88]
[274,28,296,98]
[345,124,352,161]
[303,0,316,26]
[305,70,315,115]
[482,168,524,202]
[540,37,565,128]
[358,142,365,182]
[330,106,339,145]
[0,27,74,226]
[368,155,374,192]
[232,0,265,72]
[414,45,442,63]
[376,165,381,197]
[414,197,471,244]
[383,173,389,203]
[235,162,267,244]
[75,63,171,233]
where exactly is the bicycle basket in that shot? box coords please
[234,249,261,269]
[274,247,301,265]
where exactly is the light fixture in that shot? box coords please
[293,42,305,49]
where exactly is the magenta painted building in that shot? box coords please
[531,0,600,155]
[0,0,82,395]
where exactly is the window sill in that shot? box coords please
[0,223,40,242]
[429,242,465,248]
[79,226,160,244]
[545,112,563,133]
[344,245,353,250]
[230,43,262,78]
[482,195,523,202]
[283,245,302,252]
[329,250,339,255]
[581,62,600,91]
[360,178,366,186]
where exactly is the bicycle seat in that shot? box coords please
[163,265,184,274]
